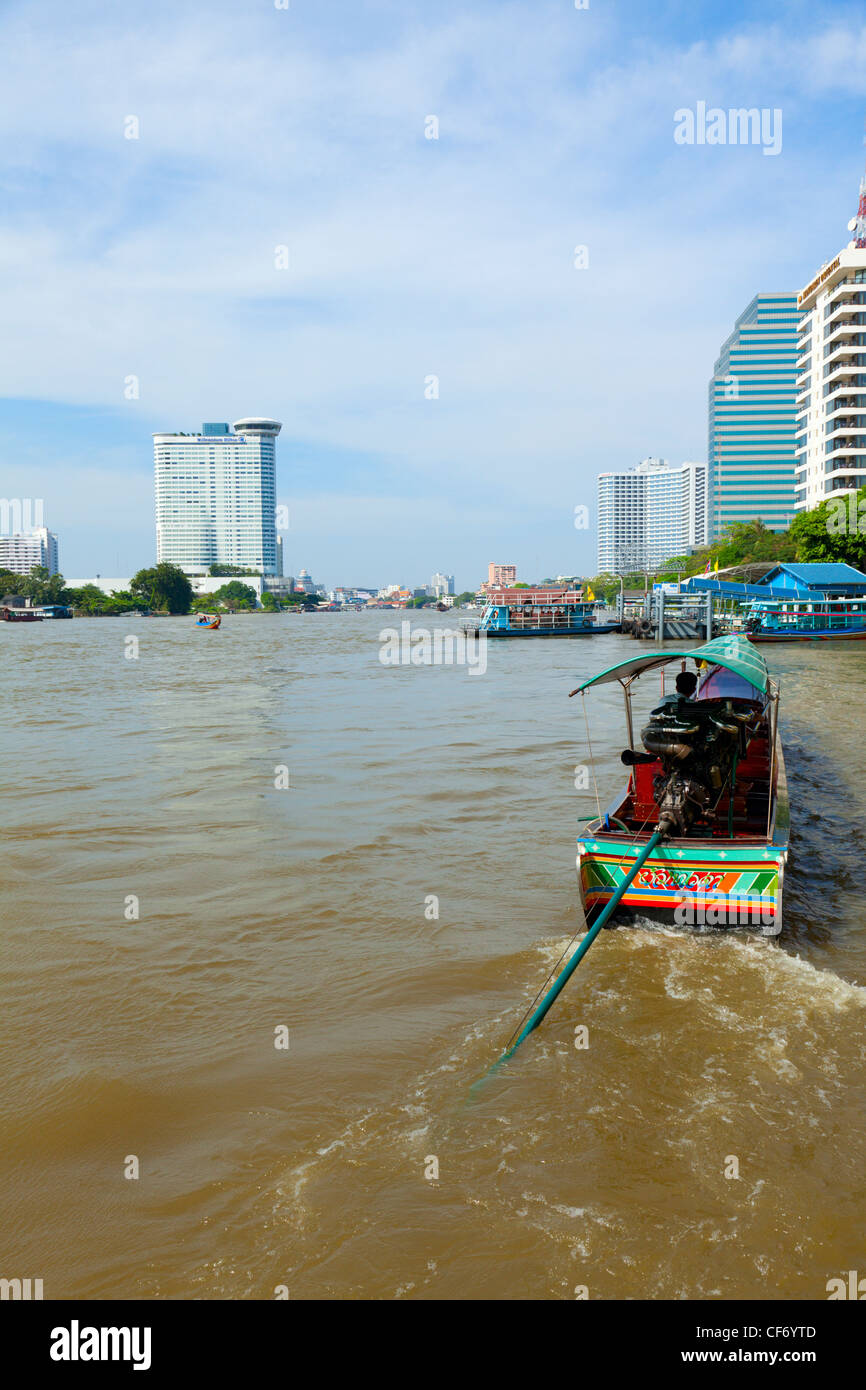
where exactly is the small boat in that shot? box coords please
[195,614,221,629]
[1,606,43,622]
[466,587,620,638]
[36,604,73,619]
[745,596,866,642]
[572,636,788,935]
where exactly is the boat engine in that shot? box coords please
[623,699,757,837]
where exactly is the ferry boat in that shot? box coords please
[745,596,866,642]
[469,587,620,638]
[572,636,788,934]
[1,605,43,622]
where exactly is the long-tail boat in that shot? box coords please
[195,614,221,629]
[478,636,789,1076]
[480,631,795,1073]
[573,635,788,935]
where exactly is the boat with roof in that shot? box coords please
[745,595,866,642]
[467,586,620,638]
[571,635,788,935]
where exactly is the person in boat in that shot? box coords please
[654,669,698,712]
[621,670,699,768]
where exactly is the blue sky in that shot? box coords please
[2,0,866,588]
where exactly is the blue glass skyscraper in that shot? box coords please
[708,294,799,533]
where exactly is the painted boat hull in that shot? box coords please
[748,627,866,643]
[483,622,621,638]
[577,745,789,935]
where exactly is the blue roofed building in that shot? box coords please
[758,562,866,597]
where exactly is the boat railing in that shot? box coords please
[508,609,588,629]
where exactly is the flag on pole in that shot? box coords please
[585,585,595,601]
[713,558,719,574]
[703,559,711,575]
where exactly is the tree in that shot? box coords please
[208,564,260,577]
[790,489,866,569]
[260,591,278,611]
[130,563,193,614]
[16,565,72,605]
[212,580,257,611]
[67,584,110,615]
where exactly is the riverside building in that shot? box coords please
[794,168,866,513]
[597,458,708,574]
[0,527,59,575]
[154,419,281,575]
[708,294,799,533]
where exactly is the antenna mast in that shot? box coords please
[851,124,866,247]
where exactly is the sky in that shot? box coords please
[2,0,866,590]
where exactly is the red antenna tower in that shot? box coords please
[851,123,866,248]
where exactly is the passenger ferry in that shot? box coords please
[745,596,866,642]
[468,587,620,638]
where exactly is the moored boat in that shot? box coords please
[467,586,620,638]
[745,596,866,642]
[572,636,788,935]
[36,604,73,619]
[1,605,43,622]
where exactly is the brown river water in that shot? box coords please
[2,612,866,1301]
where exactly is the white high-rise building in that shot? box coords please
[154,419,281,574]
[795,247,866,512]
[0,527,59,576]
[430,572,454,597]
[597,458,709,575]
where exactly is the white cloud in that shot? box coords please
[2,2,866,582]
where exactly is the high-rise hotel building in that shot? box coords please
[708,294,799,534]
[154,419,281,574]
[597,458,708,574]
[794,246,866,512]
[0,526,59,576]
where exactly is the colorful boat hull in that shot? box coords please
[484,621,621,637]
[748,627,866,643]
[577,836,787,933]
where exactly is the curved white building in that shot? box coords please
[154,419,281,574]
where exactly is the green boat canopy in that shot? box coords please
[570,635,771,697]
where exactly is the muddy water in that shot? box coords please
[1,614,865,1300]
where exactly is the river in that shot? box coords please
[2,612,865,1299]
